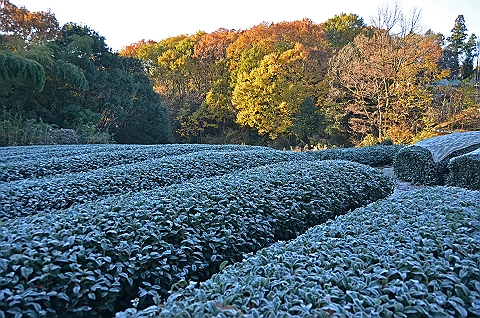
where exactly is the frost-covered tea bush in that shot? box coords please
[304,145,404,167]
[0,149,298,218]
[447,148,480,190]
[0,144,272,182]
[0,160,393,317]
[126,187,480,318]
[395,144,480,185]
[395,132,480,185]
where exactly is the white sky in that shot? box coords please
[10,0,480,52]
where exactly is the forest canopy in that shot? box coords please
[1,0,478,147]
[121,4,479,147]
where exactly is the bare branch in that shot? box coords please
[370,1,403,33]
[370,1,424,36]
[404,6,424,35]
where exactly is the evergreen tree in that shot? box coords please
[291,96,325,144]
[463,34,478,79]
[446,15,468,79]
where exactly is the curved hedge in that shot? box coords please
[0,160,393,317]
[0,144,272,182]
[304,145,404,167]
[0,149,297,219]
[0,144,403,185]
[130,187,480,318]
[395,144,480,185]
[447,148,480,190]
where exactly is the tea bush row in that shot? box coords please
[126,187,480,318]
[0,149,300,219]
[447,148,480,190]
[0,144,128,164]
[0,160,394,317]
[0,144,404,219]
[305,145,404,167]
[0,144,272,182]
[395,144,480,185]
[0,144,402,185]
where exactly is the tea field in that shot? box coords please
[0,144,479,318]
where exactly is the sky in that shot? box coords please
[10,0,480,52]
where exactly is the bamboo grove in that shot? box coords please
[1,1,479,147]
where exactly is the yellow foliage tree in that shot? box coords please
[233,45,314,139]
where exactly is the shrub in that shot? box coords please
[75,124,113,144]
[447,148,480,190]
[0,144,272,182]
[395,131,480,185]
[0,149,297,218]
[128,187,480,318]
[0,160,393,317]
[395,144,480,185]
[304,145,404,167]
[0,108,51,146]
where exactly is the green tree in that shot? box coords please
[446,15,468,79]
[463,34,478,79]
[58,24,171,143]
[322,13,368,49]
[0,50,45,91]
[291,96,325,144]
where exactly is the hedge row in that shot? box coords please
[127,187,480,318]
[0,149,300,219]
[394,144,480,185]
[0,160,394,317]
[305,145,404,167]
[0,144,128,164]
[447,148,480,190]
[0,144,272,182]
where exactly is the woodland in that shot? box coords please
[0,0,479,147]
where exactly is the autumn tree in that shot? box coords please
[123,29,239,143]
[178,29,239,141]
[0,0,59,45]
[119,18,356,146]
[328,4,442,144]
[233,46,310,138]
[119,39,156,58]
[227,20,330,141]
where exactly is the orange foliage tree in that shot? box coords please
[328,5,443,145]
[0,0,59,45]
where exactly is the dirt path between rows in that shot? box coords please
[378,166,425,198]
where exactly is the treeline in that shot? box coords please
[122,4,479,148]
[1,1,478,147]
[0,0,170,146]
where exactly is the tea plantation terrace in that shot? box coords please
[1,143,478,317]
[127,187,480,317]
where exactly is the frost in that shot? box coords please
[414,131,480,162]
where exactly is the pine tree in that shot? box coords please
[446,15,470,79]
